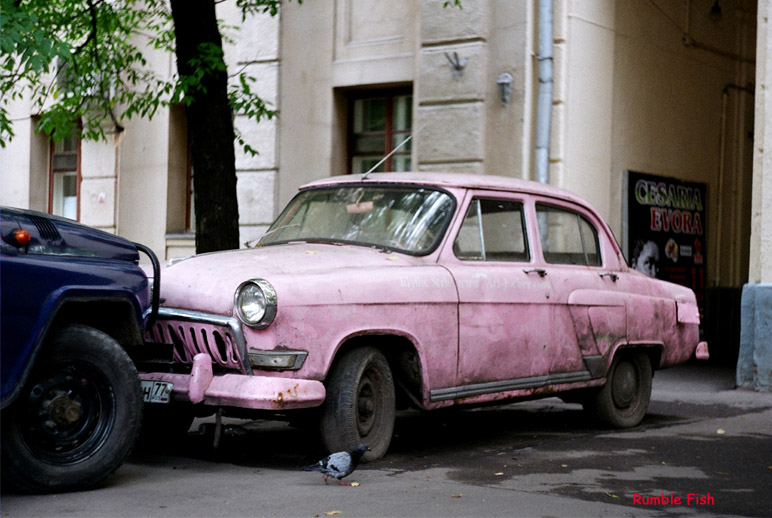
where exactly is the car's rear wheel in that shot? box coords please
[585,351,652,428]
[1,325,143,493]
[320,347,395,461]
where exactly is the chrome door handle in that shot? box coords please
[523,268,547,277]
[599,272,619,281]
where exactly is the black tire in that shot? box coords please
[320,347,395,462]
[1,325,143,493]
[584,351,652,428]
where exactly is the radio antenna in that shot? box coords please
[362,123,426,181]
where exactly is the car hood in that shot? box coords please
[159,242,447,315]
[0,207,139,261]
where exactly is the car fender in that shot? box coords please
[1,287,145,409]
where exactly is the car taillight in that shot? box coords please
[13,229,31,247]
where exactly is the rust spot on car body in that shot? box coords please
[273,384,301,409]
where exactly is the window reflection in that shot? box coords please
[260,186,454,255]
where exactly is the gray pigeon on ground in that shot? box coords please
[301,444,371,485]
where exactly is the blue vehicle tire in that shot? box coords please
[1,325,143,493]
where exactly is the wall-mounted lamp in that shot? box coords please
[497,72,514,107]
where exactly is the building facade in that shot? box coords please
[1,0,769,383]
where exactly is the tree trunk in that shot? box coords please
[170,0,240,254]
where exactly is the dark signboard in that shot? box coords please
[626,171,707,317]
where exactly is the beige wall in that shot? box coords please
[116,109,171,253]
[751,0,772,283]
[558,0,616,218]
[486,0,532,180]
[549,0,756,290]
[278,1,336,208]
[278,0,419,207]
[222,1,282,246]
[0,99,47,211]
[611,0,755,288]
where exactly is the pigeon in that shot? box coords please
[301,444,371,485]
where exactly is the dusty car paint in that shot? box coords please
[140,173,705,451]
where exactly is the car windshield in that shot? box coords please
[259,185,455,254]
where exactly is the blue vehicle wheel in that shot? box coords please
[1,325,142,493]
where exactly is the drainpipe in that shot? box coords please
[535,0,554,185]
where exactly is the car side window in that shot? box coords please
[536,203,601,266]
[453,198,530,262]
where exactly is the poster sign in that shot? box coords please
[626,171,707,316]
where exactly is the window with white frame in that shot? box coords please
[49,132,80,220]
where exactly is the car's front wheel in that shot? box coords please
[585,351,652,428]
[320,346,395,461]
[1,325,143,493]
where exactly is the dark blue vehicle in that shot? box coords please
[1,206,160,493]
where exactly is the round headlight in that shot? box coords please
[235,279,277,328]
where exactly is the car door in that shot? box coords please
[436,193,585,402]
[533,200,628,377]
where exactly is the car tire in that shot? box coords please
[1,325,142,493]
[585,351,652,428]
[320,347,395,462]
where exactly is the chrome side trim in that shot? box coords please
[430,370,593,402]
[155,307,252,376]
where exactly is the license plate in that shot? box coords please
[141,380,173,403]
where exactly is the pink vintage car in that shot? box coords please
[139,173,707,460]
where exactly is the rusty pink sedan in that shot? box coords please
[139,173,707,460]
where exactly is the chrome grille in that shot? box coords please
[149,320,247,373]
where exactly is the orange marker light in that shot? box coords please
[13,229,31,247]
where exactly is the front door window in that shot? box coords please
[453,198,530,262]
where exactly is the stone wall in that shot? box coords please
[736,284,772,391]
[417,0,488,175]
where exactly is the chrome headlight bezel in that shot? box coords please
[234,279,277,329]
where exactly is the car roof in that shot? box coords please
[301,172,589,206]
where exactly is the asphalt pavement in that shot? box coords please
[2,362,771,518]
